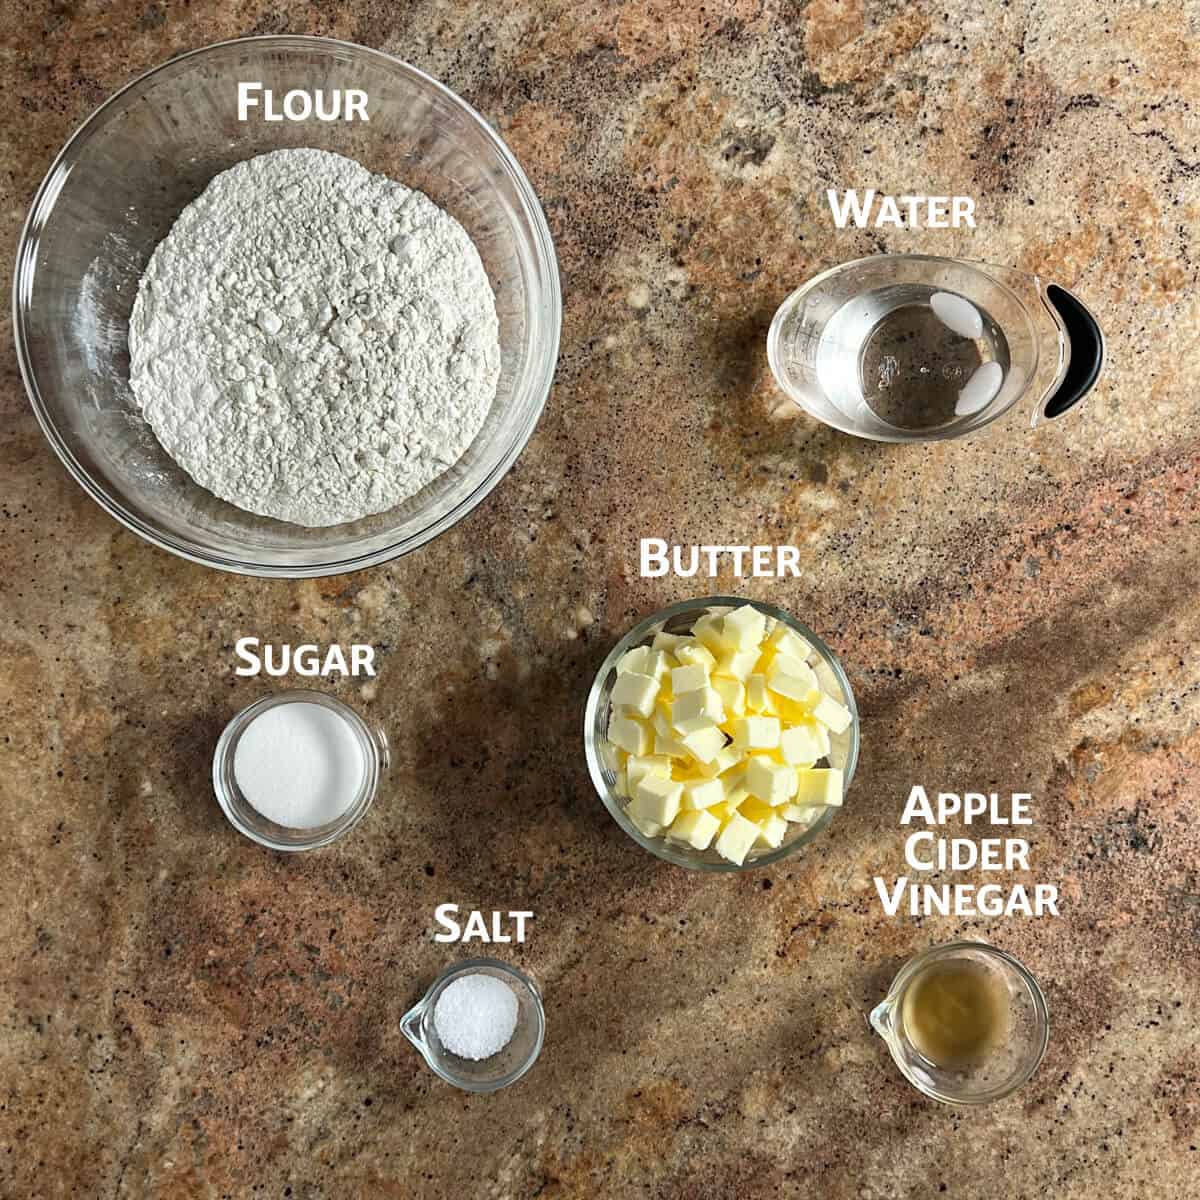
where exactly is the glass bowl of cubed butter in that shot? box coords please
[584,597,860,871]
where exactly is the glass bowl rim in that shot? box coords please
[404,957,546,1093]
[212,687,386,851]
[583,595,861,872]
[883,939,1051,1105]
[12,33,562,578]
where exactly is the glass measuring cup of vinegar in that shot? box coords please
[870,941,1049,1104]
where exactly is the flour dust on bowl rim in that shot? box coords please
[14,35,561,577]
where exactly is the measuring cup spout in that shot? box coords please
[400,1003,428,1054]
[1037,284,1105,421]
[868,997,895,1040]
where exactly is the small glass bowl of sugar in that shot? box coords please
[402,959,545,1093]
[213,690,388,850]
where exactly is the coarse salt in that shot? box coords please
[433,973,520,1061]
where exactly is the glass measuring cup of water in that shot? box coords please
[767,254,1104,442]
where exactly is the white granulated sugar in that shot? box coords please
[129,148,501,527]
[233,701,365,828]
[433,972,520,1061]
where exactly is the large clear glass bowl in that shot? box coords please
[584,597,860,871]
[13,36,560,577]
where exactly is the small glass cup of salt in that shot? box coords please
[213,690,388,850]
[402,959,545,1093]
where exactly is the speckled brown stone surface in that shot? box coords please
[2,2,1199,1197]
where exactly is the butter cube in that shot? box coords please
[614,763,629,798]
[773,696,818,725]
[652,707,673,736]
[714,812,760,865]
[611,671,660,718]
[723,771,750,808]
[654,731,690,759]
[723,604,767,650]
[630,774,683,826]
[745,755,798,805]
[645,649,672,680]
[768,661,821,707]
[812,694,852,734]
[616,645,653,675]
[732,716,780,751]
[745,674,776,714]
[680,724,727,765]
[674,640,718,672]
[627,754,673,785]
[779,722,827,766]
[711,676,746,718]
[812,721,832,758]
[794,767,844,808]
[652,631,687,654]
[627,807,665,839]
[608,713,651,755]
[695,744,740,778]
[671,687,725,733]
[668,808,721,850]
[767,625,814,662]
[756,812,788,849]
[671,663,709,695]
[706,799,737,824]
[737,796,776,823]
[715,647,760,681]
[779,802,823,823]
[681,776,726,811]
[692,612,732,655]
[767,652,810,682]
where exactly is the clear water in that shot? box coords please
[815,284,1010,431]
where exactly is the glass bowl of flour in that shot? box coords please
[14,36,560,576]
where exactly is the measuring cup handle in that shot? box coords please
[1042,284,1105,418]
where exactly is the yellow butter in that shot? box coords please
[630,774,683,826]
[723,604,767,650]
[779,722,827,766]
[812,694,852,734]
[745,755,798,805]
[711,675,746,718]
[767,625,814,662]
[715,812,760,866]
[681,777,726,811]
[745,674,775,713]
[732,716,780,751]
[715,646,759,681]
[692,744,737,779]
[692,613,732,655]
[671,663,709,695]
[628,809,665,839]
[794,767,844,808]
[756,812,788,849]
[611,671,661,718]
[608,713,651,755]
[671,686,725,733]
[737,796,775,823]
[668,808,721,850]
[627,754,673,785]
[680,724,727,765]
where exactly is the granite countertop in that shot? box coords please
[2,2,1199,1197]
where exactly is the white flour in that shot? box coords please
[128,148,500,527]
